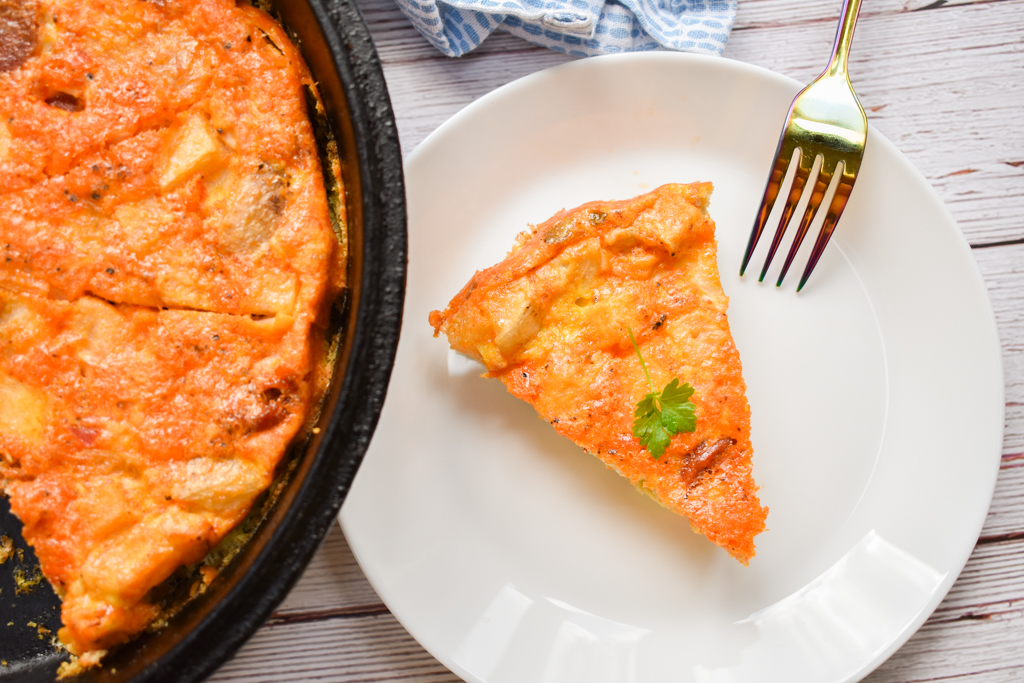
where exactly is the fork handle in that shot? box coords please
[827,0,863,78]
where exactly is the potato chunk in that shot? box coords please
[165,457,269,516]
[160,113,227,190]
[0,372,49,446]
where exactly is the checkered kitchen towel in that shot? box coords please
[396,0,736,57]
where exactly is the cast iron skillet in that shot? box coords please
[0,0,406,679]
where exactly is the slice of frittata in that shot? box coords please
[429,183,767,563]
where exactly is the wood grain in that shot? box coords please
[209,0,1024,680]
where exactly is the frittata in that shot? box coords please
[430,183,767,562]
[0,0,343,667]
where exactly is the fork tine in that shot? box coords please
[796,166,855,291]
[758,150,811,282]
[740,145,792,277]
[776,161,833,287]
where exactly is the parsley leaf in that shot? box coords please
[657,379,696,434]
[628,327,697,458]
[633,394,673,457]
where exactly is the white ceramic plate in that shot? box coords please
[341,53,1004,683]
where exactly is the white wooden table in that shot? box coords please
[210,0,1024,679]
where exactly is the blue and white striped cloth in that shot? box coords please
[395,0,736,58]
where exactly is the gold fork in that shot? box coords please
[740,0,867,291]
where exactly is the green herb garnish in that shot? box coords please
[628,327,696,458]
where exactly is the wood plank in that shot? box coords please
[981,452,1024,540]
[211,610,460,682]
[976,244,1024,456]
[274,526,384,615]
[869,610,1024,683]
[931,539,1024,621]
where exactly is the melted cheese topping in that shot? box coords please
[0,0,342,662]
[430,183,767,563]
